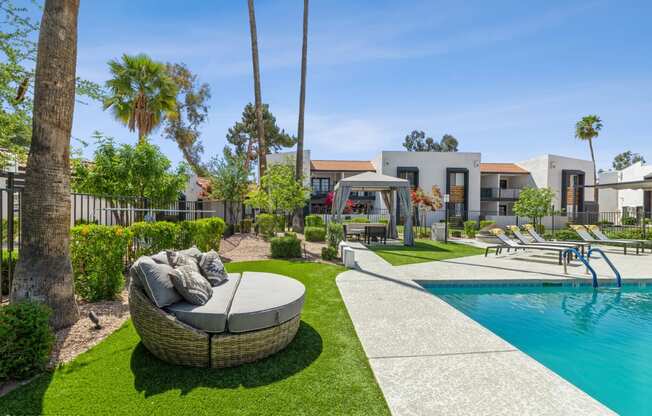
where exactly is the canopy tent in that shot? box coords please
[332,171,414,246]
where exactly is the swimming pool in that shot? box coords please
[426,283,652,416]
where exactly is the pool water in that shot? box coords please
[427,284,652,416]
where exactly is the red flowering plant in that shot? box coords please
[412,186,444,232]
[325,191,354,214]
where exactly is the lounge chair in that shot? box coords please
[571,225,643,255]
[588,225,648,252]
[485,228,569,265]
[515,225,591,255]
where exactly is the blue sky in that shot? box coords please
[37,1,652,169]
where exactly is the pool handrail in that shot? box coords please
[588,248,622,288]
[563,247,598,288]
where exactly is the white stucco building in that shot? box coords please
[599,161,652,216]
[269,150,596,228]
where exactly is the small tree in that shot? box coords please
[513,188,554,230]
[402,130,459,152]
[245,164,309,228]
[209,154,250,226]
[72,133,188,222]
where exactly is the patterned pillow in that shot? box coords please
[169,265,213,305]
[166,250,200,273]
[198,250,228,286]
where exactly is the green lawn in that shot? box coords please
[369,240,485,266]
[0,260,389,416]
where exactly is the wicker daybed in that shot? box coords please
[128,256,305,368]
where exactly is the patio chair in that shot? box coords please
[588,225,648,252]
[511,225,590,255]
[485,228,568,265]
[571,225,643,255]
[344,223,366,241]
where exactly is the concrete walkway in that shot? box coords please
[336,242,633,415]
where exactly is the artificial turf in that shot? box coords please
[369,240,485,266]
[0,260,389,416]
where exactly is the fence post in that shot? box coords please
[7,173,14,298]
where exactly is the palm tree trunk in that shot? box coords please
[293,0,309,232]
[247,0,266,180]
[12,0,80,329]
[588,138,599,208]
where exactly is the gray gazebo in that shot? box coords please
[332,171,414,246]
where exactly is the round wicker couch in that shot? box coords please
[128,275,303,368]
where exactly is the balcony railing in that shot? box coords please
[481,187,522,200]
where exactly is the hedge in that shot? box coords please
[304,226,326,242]
[190,217,225,252]
[321,246,338,260]
[130,221,179,259]
[0,301,54,381]
[256,214,276,238]
[326,223,344,248]
[270,235,302,258]
[305,215,324,227]
[71,224,132,301]
[463,220,477,238]
[479,220,496,230]
[348,217,369,223]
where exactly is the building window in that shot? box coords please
[311,177,330,194]
[397,167,419,189]
[499,205,507,216]
[500,179,508,189]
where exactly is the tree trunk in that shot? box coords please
[247,0,266,180]
[11,0,80,329]
[588,138,599,208]
[293,0,309,233]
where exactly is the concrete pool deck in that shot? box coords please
[335,241,652,415]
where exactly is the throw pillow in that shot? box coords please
[198,250,228,286]
[166,250,200,273]
[133,257,182,308]
[169,265,213,305]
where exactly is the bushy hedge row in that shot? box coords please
[255,214,277,238]
[463,220,477,238]
[70,218,225,301]
[71,225,133,302]
[0,301,54,382]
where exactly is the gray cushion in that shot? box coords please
[179,246,202,258]
[167,251,200,272]
[227,272,305,333]
[151,251,170,265]
[198,250,228,286]
[169,265,213,305]
[165,273,241,333]
[131,257,182,308]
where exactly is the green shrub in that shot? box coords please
[241,218,253,233]
[379,219,389,224]
[270,235,302,259]
[327,222,345,248]
[256,214,276,238]
[463,220,477,238]
[607,229,645,240]
[305,215,324,227]
[0,301,54,381]
[622,216,637,226]
[130,221,179,259]
[479,220,496,229]
[1,250,19,296]
[544,229,579,241]
[321,246,338,261]
[2,218,19,243]
[176,220,199,250]
[304,226,326,242]
[191,217,225,252]
[71,225,132,301]
[349,217,369,223]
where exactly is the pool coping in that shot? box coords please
[336,243,621,415]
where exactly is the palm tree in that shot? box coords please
[104,54,178,144]
[11,0,80,329]
[293,0,309,231]
[247,0,267,179]
[574,115,603,204]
